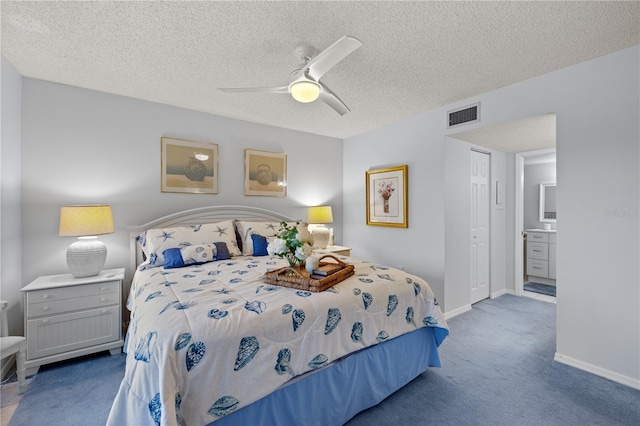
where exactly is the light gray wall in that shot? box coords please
[1,56,23,336]
[342,112,446,306]
[344,45,639,387]
[524,162,556,230]
[14,78,343,315]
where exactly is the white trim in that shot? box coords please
[490,288,508,299]
[554,352,640,390]
[444,304,472,320]
[514,153,525,296]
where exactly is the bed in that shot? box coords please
[107,205,448,426]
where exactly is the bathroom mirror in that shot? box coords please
[539,183,557,223]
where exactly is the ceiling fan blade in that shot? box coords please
[219,86,289,94]
[303,36,363,81]
[319,84,351,116]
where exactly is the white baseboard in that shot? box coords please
[444,304,472,320]
[554,352,640,390]
[491,288,508,298]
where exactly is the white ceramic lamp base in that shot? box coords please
[66,237,107,278]
[311,225,330,249]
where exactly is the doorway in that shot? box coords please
[514,148,557,298]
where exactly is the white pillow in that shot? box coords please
[235,220,291,256]
[137,220,241,266]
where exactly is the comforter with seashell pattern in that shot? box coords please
[107,255,448,426]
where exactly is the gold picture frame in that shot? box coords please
[244,149,287,197]
[161,137,219,194]
[366,165,408,227]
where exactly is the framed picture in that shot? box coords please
[161,137,218,194]
[366,165,408,227]
[244,149,287,197]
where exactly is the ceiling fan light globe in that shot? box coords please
[290,81,320,103]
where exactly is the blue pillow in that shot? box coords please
[251,234,269,256]
[163,248,186,269]
[163,242,231,269]
[213,242,231,260]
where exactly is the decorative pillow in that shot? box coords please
[162,242,232,269]
[235,221,294,256]
[137,220,241,267]
[163,248,186,269]
[213,242,231,261]
[251,234,269,256]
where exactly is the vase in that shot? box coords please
[383,198,390,213]
[285,254,299,268]
[184,157,207,181]
[256,164,272,186]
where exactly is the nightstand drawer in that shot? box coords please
[26,280,119,306]
[27,292,120,317]
[26,306,120,359]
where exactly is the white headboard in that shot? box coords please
[127,205,296,273]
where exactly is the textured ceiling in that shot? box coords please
[2,1,639,141]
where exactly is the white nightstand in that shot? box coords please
[314,245,351,257]
[21,268,125,376]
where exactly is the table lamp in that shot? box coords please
[307,205,333,249]
[59,205,114,278]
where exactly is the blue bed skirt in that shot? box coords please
[213,326,442,426]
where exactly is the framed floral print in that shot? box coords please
[161,137,218,194]
[366,165,408,227]
[244,149,287,197]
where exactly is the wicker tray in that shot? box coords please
[263,254,354,292]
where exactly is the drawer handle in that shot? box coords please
[42,306,49,311]
[42,319,49,324]
[100,287,107,291]
[100,298,107,302]
[533,267,542,270]
[102,309,108,314]
[42,294,50,299]
[533,249,542,253]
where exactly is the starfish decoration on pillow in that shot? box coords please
[161,231,174,241]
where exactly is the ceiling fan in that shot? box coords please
[219,35,363,115]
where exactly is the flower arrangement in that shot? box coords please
[378,181,395,213]
[267,221,314,267]
[378,181,395,200]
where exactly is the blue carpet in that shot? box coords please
[524,282,556,297]
[9,352,126,426]
[347,295,639,425]
[10,295,640,425]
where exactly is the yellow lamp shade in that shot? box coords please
[290,81,321,103]
[59,205,114,237]
[308,206,333,224]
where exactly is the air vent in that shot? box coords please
[448,103,480,128]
